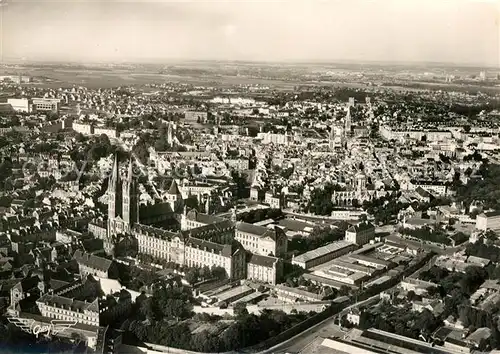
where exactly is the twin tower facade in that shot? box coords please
[107,155,139,238]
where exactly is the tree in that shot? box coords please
[415,309,441,336]
[200,266,211,280]
[460,266,487,295]
[75,133,85,143]
[153,286,194,320]
[133,140,150,165]
[70,332,83,345]
[0,195,12,207]
[211,266,227,280]
[185,268,199,285]
[339,285,350,297]
[407,290,418,302]
[0,159,13,186]
[233,302,248,318]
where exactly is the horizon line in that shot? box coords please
[1,57,498,70]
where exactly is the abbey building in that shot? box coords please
[89,156,286,285]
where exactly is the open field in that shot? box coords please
[1,62,498,92]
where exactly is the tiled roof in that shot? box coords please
[248,253,278,268]
[140,202,174,219]
[133,224,176,240]
[14,276,40,293]
[183,220,234,239]
[188,237,224,252]
[186,209,225,225]
[38,294,99,313]
[483,210,500,218]
[346,222,375,233]
[167,179,181,195]
[236,221,269,237]
[278,219,315,232]
[293,240,356,263]
[73,250,112,272]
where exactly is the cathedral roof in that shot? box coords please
[140,202,174,219]
[186,209,225,225]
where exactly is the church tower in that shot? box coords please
[329,121,335,151]
[205,195,210,215]
[344,106,352,138]
[230,207,237,223]
[166,179,183,212]
[180,206,188,231]
[107,154,121,237]
[107,154,139,241]
[122,158,138,231]
[167,122,173,147]
[355,172,367,196]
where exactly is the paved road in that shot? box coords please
[259,252,438,354]
[260,295,380,354]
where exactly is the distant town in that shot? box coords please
[0,63,500,354]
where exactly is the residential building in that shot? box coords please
[274,284,326,303]
[344,222,376,246]
[235,222,288,257]
[246,254,282,285]
[7,98,30,113]
[32,98,60,113]
[476,211,500,232]
[36,295,100,327]
[73,250,115,279]
[292,241,357,269]
[73,122,93,135]
[185,111,208,123]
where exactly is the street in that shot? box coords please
[259,295,380,354]
[258,251,438,354]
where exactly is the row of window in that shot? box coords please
[187,260,227,270]
[236,233,258,242]
[46,307,97,320]
[47,314,98,326]
[186,221,204,228]
[248,268,273,277]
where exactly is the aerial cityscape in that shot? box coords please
[0,1,500,354]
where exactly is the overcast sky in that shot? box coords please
[1,0,499,66]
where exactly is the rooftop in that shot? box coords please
[293,240,356,264]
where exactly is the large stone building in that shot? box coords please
[73,250,116,279]
[476,211,500,232]
[331,172,378,206]
[88,155,287,284]
[246,254,283,285]
[344,222,376,246]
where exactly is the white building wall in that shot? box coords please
[7,98,30,113]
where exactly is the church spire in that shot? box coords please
[344,106,352,138]
[107,154,120,220]
[122,157,138,227]
[110,153,119,186]
[127,156,134,182]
